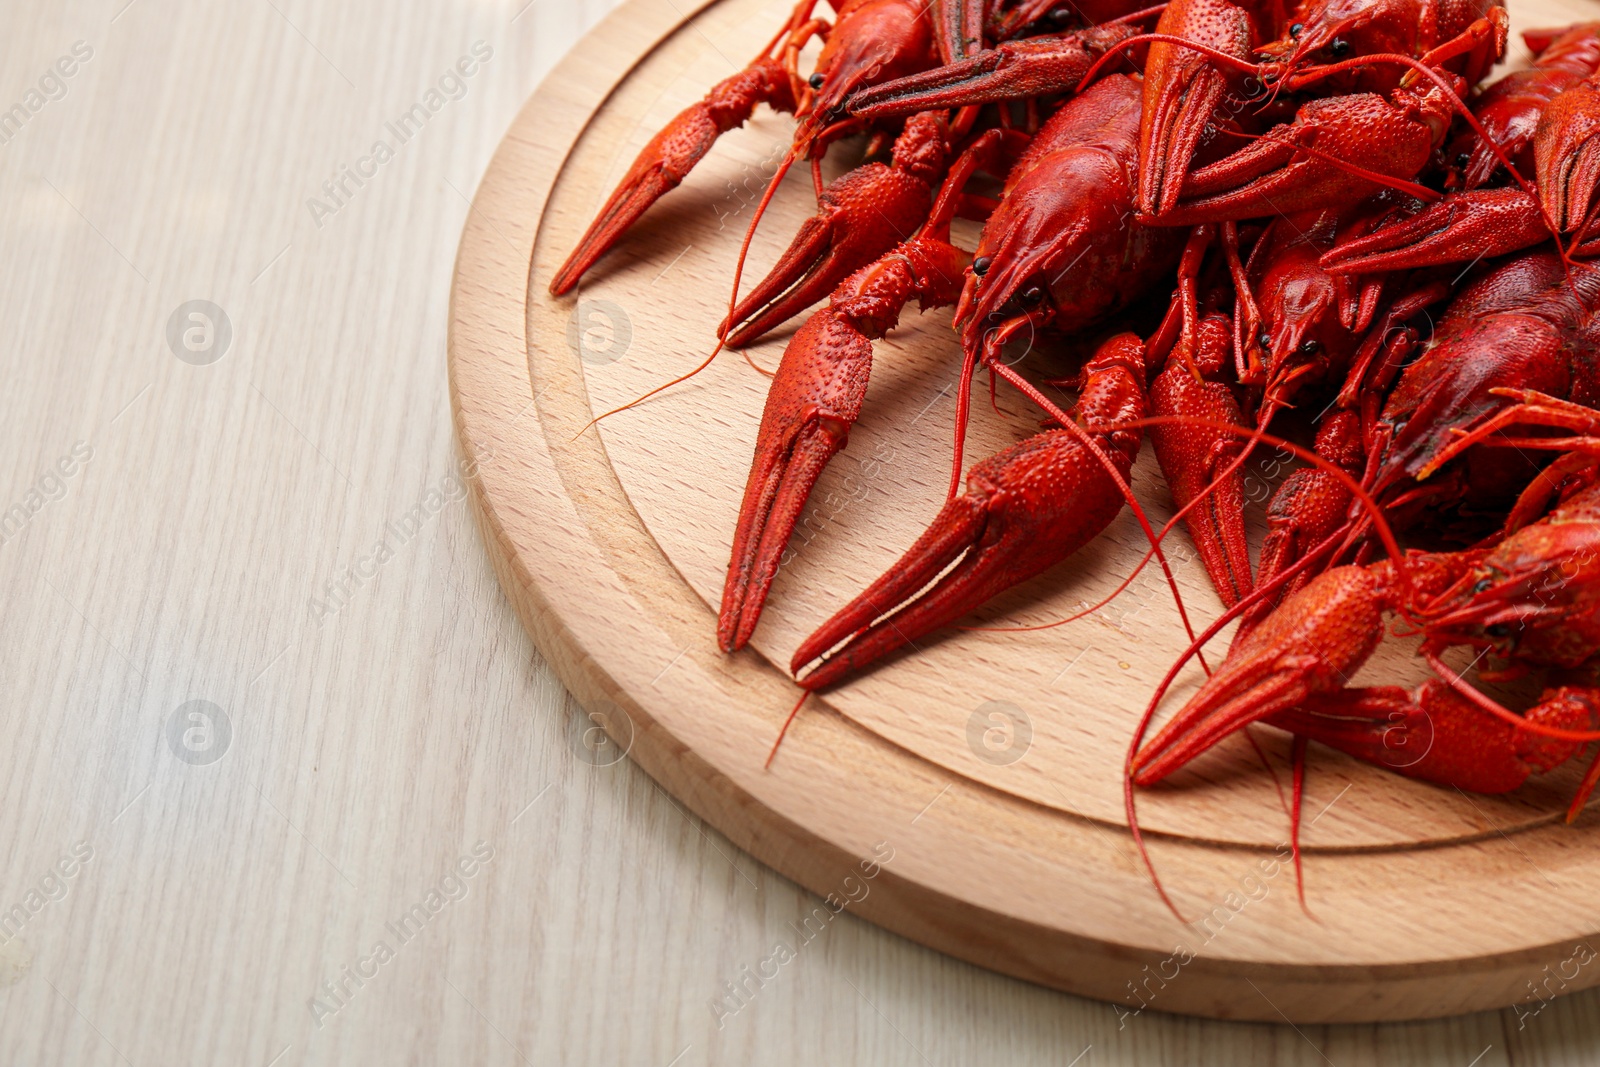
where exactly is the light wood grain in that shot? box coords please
[6,0,1600,1063]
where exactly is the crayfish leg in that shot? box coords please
[550,58,800,295]
[1277,680,1600,802]
[1320,188,1551,276]
[1238,411,1363,639]
[1138,0,1256,217]
[1149,311,1256,610]
[721,113,950,348]
[717,234,970,653]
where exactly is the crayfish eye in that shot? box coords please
[1328,38,1351,57]
[972,256,992,277]
[1454,152,1472,169]
[1258,332,1273,350]
[1297,339,1321,357]
[1473,578,1494,595]
[1289,22,1304,37]
[808,73,825,91]
[1019,286,1045,307]
[1049,6,1073,23]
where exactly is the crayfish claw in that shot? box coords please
[719,302,875,654]
[1132,566,1389,785]
[1536,75,1600,234]
[722,114,949,348]
[1278,680,1599,797]
[1149,313,1255,609]
[794,334,1146,689]
[550,59,797,296]
[720,233,972,653]
[847,27,1135,121]
[1320,189,1550,276]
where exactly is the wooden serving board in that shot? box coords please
[449,0,1600,1022]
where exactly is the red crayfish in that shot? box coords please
[550,0,1600,908]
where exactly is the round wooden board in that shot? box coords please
[450,0,1600,1023]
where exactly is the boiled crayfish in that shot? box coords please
[550,0,1600,905]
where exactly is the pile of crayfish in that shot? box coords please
[551,0,1600,898]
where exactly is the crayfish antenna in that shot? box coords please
[1422,649,1600,745]
[1107,4,1171,27]
[1122,526,1333,916]
[1567,747,1600,823]
[723,143,806,344]
[1075,32,1263,94]
[765,689,809,769]
[570,336,729,442]
[1124,765,1190,923]
[986,359,1212,670]
[1289,734,1314,919]
[1113,415,1411,905]
[1244,727,1290,814]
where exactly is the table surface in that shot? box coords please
[3,2,1597,1065]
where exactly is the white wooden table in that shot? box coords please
[1,1,1594,1064]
